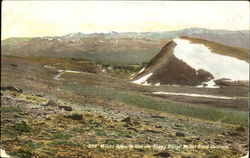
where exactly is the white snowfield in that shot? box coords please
[173,38,249,88]
[132,73,153,86]
[0,148,10,158]
[153,91,235,100]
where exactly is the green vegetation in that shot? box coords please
[104,139,120,145]
[61,84,248,126]
[95,129,107,136]
[118,131,132,138]
[72,127,86,133]
[2,37,31,46]
[48,140,82,148]
[22,140,44,149]
[1,106,21,113]
[83,48,160,65]
[49,132,71,140]
[13,122,31,133]
[11,149,32,158]
[102,64,144,78]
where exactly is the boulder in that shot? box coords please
[59,106,73,111]
[64,114,83,120]
[42,99,58,107]
[153,152,171,157]
[1,86,23,93]
[176,132,185,137]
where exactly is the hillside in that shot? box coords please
[1,36,166,65]
[132,37,249,88]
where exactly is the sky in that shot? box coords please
[2,1,249,39]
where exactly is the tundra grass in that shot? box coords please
[60,84,248,127]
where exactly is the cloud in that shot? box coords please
[2,1,249,39]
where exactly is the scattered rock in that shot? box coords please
[64,114,83,120]
[35,94,43,97]
[44,115,51,120]
[11,64,18,67]
[123,124,130,128]
[133,121,141,125]
[151,115,165,119]
[144,129,161,133]
[175,124,182,127]
[226,140,232,143]
[59,106,73,111]
[176,132,185,137]
[1,86,23,93]
[42,99,58,107]
[107,126,115,129]
[153,152,171,157]
[127,127,138,132]
[228,132,240,137]
[184,138,192,142]
[235,126,245,132]
[155,125,162,128]
[121,117,131,123]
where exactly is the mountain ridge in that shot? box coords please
[2,27,250,49]
[132,36,249,88]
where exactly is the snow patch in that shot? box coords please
[137,67,145,75]
[54,70,65,80]
[0,148,11,157]
[173,38,249,88]
[153,91,235,100]
[101,69,106,73]
[44,65,55,69]
[129,73,136,79]
[132,73,153,86]
[196,80,219,88]
[155,83,160,86]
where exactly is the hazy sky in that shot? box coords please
[2,1,249,39]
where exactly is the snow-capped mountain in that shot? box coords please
[131,36,249,88]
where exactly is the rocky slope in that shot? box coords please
[1,86,248,158]
[132,37,249,88]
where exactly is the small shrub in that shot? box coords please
[95,129,107,136]
[13,122,31,133]
[104,139,119,145]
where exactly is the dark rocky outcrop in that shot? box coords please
[153,152,171,157]
[214,79,249,87]
[59,106,73,111]
[132,40,215,86]
[64,114,83,120]
[1,86,23,93]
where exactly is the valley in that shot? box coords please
[1,44,248,157]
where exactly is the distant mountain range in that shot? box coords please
[3,27,249,49]
[55,27,250,49]
[2,28,249,65]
